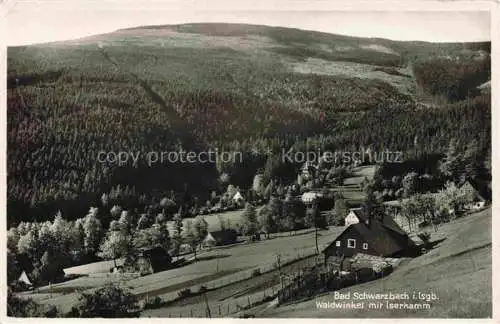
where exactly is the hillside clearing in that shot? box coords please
[287,58,414,95]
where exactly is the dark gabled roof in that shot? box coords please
[209,229,238,244]
[350,208,367,221]
[461,181,487,202]
[380,215,407,237]
[350,208,407,237]
[351,222,409,256]
[323,219,412,257]
[139,246,170,258]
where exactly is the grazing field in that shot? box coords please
[21,226,345,313]
[142,254,320,317]
[166,208,249,234]
[64,259,125,275]
[260,207,492,318]
[327,165,377,206]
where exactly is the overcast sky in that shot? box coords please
[4,0,492,46]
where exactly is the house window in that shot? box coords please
[362,243,368,250]
[335,241,341,247]
[347,239,356,248]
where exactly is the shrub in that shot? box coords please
[7,290,60,317]
[417,231,431,243]
[198,285,208,293]
[251,268,261,277]
[177,288,192,298]
[67,284,141,318]
[143,296,164,309]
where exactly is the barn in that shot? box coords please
[461,181,487,210]
[135,246,172,274]
[323,215,415,261]
[203,229,238,247]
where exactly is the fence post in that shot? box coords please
[219,304,221,316]
[190,309,193,317]
[204,291,212,318]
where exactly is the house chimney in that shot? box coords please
[365,209,371,227]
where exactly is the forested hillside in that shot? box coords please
[7,23,491,225]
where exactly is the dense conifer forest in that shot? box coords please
[7,24,491,225]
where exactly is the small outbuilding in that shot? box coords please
[18,270,33,286]
[233,191,245,206]
[461,181,487,210]
[136,246,172,274]
[203,229,239,247]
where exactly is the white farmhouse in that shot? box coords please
[233,191,245,205]
[461,181,487,210]
[301,191,322,204]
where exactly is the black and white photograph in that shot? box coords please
[2,0,495,319]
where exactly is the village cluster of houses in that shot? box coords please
[16,176,487,289]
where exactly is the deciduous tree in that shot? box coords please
[83,208,103,256]
[242,203,259,238]
[331,194,348,226]
[68,285,140,318]
[171,213,184,256]
[402,172,419,198]
[98,221,127,268]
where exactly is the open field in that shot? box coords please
[65,165,375,274]
[142,254,320,317]
[287,58,414,95]
[166,208,250,234]
[328,184,365,206]
[326,165,377,206]
[260,207,492,318]
[346,165,378,184]
[20,226,345,313]
[63,259,126,275]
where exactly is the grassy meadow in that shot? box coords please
[261,207,492,318]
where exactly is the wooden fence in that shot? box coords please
[277,263,391,304]
[153,283,281,317]
[141,248,320,317]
